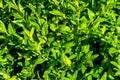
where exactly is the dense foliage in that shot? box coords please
[1,0,120,79]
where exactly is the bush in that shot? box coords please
[0,0,120,79]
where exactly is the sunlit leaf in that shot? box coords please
[87,9,95,20]
[0,20,7,33]
[0,0,3,8]
[100,72,107,80]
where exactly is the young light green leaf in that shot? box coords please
[49,10,66,18]
[110,61,118,67]
[8,23,15,34]
[13,13,22,19]
[59,25,70,33]
[87,75,92,80]
[81,23,87,30]
[93,22,100,30]
[70,20,77,25]
[100,72,107,80]
[0,0,3,8]
[0,20,7,33]
[5,1,17,10]
[0,35,5,39]
[109,47,117,56]
[81,45,90,53]
[35,58,45,66]
[42,22,48,35]
[91,54,99,60]
[116,26,120,34]
[27,3,36,13]
[72,71,78,80]
[87,9,95,20]
[50,23,57,32]
[68,3,76,11]
[63,42,75,49]
[30,21,40,32]
[61,54,71,66]
[101,26,106,34]
[69,54,77,59]
[117,16,120,25]
[24,29,30,38]
[29,27,35,41]
[3,73,10,80]
[81,65,87,74]
[49,10,63,16]
[18,0,23,12]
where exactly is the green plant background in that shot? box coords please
[0,0,120,80]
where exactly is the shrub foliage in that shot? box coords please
[0,0,120,80]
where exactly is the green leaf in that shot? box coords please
[100,72,107,80]
[0,20,7,33]
[17,0,24,13]
[72,71,78,80]
[59,25,70,33]
[0,35,5,39]
[115,71,120,76]
[87,75,92,80]
[42,22,48,35]
[49,10,63,16]
[49,10,66,18]
[24,28,30,38]
[117,16,120,25]
[0,0,3,8]
[81,45,90,53]
[80,16,88,23]
[10,76,17,80]
[3,73,10,79]
[70,20,77,25]
[68,3,76,11]
[111,61,118,67]
[34,57,45,66]
[8,23,15,34]
[30,21,40,32]
[61,54,71,66]
[116,26,120,34]
[81,65,87,74]
[63,42,75,49]
[50,23,57,32]
[69,54,77,59]
[81,23,87,30]
[29,27,35,41]
[92,22,100,30]
[91,54,99,60]
[108,74,115,80]
[5,1,17,10]
[13,13,22,19]
[87,9,95,20]
[27,3,36,13]
[109,47,117,56]
[101,26,106,34]
[43,68,51,80]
